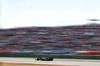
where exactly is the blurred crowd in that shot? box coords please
[0,24,100,51]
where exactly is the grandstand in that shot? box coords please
[0,24,100,51]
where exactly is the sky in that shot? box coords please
[1,0,100,28]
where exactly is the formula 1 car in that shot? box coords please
[35,57,53,61]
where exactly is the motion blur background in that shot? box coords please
[0,0,100,55]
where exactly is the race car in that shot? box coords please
[35,57,53,61]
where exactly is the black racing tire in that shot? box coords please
[49,58,53,61]
[37,58,40,61]
[51,59,53,61]
[37,59,39,61]
[36,58,40,61]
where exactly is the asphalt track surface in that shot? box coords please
[0,57,100,66]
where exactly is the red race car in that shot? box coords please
[35,57,53,61]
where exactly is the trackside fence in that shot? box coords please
[0,54,100,59]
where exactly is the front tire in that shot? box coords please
[36,58,40,61]
[37,59,39,61]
